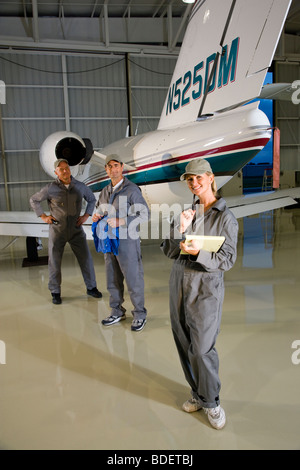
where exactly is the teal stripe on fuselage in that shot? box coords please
[88,149,260,192]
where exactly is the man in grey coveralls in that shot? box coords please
[161,158,238,430]
[30,158,102,305]
[92,155,149,332]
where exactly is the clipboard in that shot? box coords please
[180,235,225,254]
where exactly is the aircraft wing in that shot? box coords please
[225,187,300,218]
[1,188,299,247]
[0,212,94,241]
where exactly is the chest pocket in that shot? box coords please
[52,198,65,207]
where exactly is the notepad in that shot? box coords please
[180,235,225,254]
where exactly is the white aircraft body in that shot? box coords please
[0,0,299,257]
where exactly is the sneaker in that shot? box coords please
[203,405,226,430]
[87,287,102,298]
[182,397,202,413]
[52,293,62,305]
[102,313,126,326]
[131,318,146,332]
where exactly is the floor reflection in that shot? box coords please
[0,207,300,450]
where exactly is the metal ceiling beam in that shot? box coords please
[91,0,99,18]
[123,1,133,18]
[31,0,39,42]
[171,4,192,50]
[103,1,110,48]
[0,37,180,56]
[160,0,176,18]
[152,1,165,18]
[58,0,66,40]
[167,4,173,51]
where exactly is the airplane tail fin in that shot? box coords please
[158,0,291,130]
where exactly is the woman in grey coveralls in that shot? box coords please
[161,158,238,430]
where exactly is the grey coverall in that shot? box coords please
[30,176,97,294]
[161,198,238,408]
[95,177,150,320]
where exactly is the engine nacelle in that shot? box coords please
[39,131,93,178]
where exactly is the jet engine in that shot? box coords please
[39,131,93,178]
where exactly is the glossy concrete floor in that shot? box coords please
[0,207,300,451]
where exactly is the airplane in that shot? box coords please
[0,0,299,261]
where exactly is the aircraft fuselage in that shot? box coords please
[79,102,271,208]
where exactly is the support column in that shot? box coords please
[0,104,11,211]
[125,53,133,137]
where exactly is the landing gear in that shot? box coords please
[22,237,47,267]
[26,236,39,262]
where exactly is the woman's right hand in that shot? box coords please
[179,209,195,233]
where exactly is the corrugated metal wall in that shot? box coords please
[0,51,176,211]
[130,56,175,135]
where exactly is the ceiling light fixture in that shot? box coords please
[182,0,195,4]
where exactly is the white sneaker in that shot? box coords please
[182,397,202,413]
[203,405,226,430]
[131,318,146,332]
[102,313,126,326]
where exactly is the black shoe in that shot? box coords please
[52,293,62,305]
[87,287,102,298]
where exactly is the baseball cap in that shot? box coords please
[54,158,69,169]
[105,154,122,165]
[180,158,213,181]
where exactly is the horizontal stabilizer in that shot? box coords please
[226,187,300,218]
[259,83,295,101]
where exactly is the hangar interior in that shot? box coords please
[0,0,300,450]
